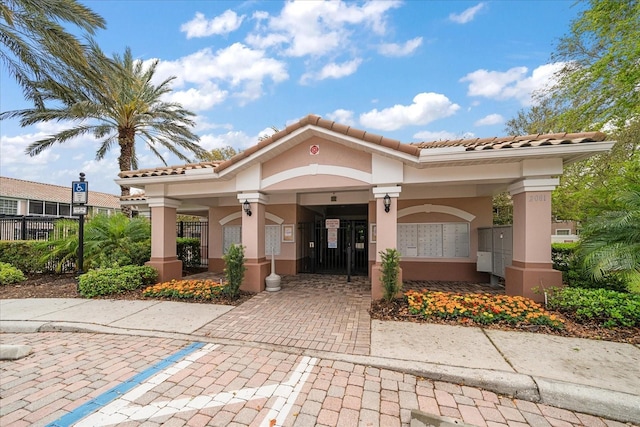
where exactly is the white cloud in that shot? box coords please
[300,59,362,84]
[460,63,564,105]
[166,83,228,112]
[199,130,257,151]
[378,37,423,57]
[359,93,460,131]
[474,113,504,126]
[247,0,401,58]
[413,130,462,141]
[326,109,356,126]
[180,10,244,38]
[449,3,485,24]
[153,43,288,105]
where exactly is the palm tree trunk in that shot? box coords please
[118,129,134,217]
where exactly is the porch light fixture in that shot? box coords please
[383,194,391,213]
[243,200,252,216]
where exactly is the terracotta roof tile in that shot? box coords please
[413,131,607,151]
[117,116,609,180]
[0,176,121,208]
[118,161,220,179]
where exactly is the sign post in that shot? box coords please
[71,173,88,280]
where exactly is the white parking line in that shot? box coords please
[74,343,317,426]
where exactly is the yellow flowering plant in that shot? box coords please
[405,290,564,329]
[143,279,227,300]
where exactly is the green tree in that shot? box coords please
[198,146,237,162]
[579,182,640,292]
[1,45,205,215]
[0,0,105,107]
[546,0,639,131]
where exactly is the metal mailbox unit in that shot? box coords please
[477,225,513,285]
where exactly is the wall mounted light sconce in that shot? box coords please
[383,194,391,213]
[243,200,252,216]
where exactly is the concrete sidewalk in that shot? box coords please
[1,297,639,424]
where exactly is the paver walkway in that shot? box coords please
[1,333,631,427]
[195,275,371,355]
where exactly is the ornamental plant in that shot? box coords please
[405,290,564,329]
[143,279,226,300]
[380,248,401,302]
[78,265,157,298]
[547,287,640,328]
[0,262,26,285]
[223,244,246,299]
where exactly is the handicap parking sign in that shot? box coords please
[72,180,88,204]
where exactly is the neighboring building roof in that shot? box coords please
[412,132,608,150]
[0,176,121,209]
[118,114,610,180]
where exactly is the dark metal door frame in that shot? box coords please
[298,219,368,275]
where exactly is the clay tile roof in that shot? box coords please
[118,161,220,179]
[0,176,121,208]
[412,131,607,151]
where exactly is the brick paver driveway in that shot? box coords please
[195,275,371,355]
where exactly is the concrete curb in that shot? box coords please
[535,377,640,424]
[0,344,32,360]
[4,320,638,424]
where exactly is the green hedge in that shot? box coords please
[78,265,158,298]
[0,241,51,273]
[551,242,628,292]
[548,287,640,328]
[176,238,201,269]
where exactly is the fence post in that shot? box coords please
[21,216,27,240]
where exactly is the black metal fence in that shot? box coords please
[0,215,78,241]
[177,221,208,267]
[0,216,209,267]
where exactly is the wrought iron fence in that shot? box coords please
[0,215,78,241]
[176,221,209,267]
[0,216,209,268]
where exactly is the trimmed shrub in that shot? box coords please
[177,238,201,269]
[78,265,158,298]
[223,244,245,299]
[547,287,640,328]
[0,262,26,285]
[380,248,401,302]
[0,241,51,273]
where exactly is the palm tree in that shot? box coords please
[0,0,105,107]
[2,44,205,215]
[579,180,640,292]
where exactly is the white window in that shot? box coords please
[265,225,281,255]
[223,226,242,253]
[555,229,571,236]
[0,199,18,215]
[28,200,44,215]
[397,222,470,258]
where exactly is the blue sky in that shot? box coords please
[0,1,584,194]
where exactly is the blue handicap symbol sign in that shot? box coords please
[74,182,87,192]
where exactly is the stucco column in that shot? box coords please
[238,193,269,293]
[505,178,562,302]
[146,197,182,282]
[371,186,402,300]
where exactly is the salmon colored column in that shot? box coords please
[371,186,402,300]
[505,178,562,302]
[145,197,182,282]
[238,193,269,293]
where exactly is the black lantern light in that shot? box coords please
[383,193,391,213]
[243,200,252,216]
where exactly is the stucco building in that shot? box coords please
[117,114,613,301]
